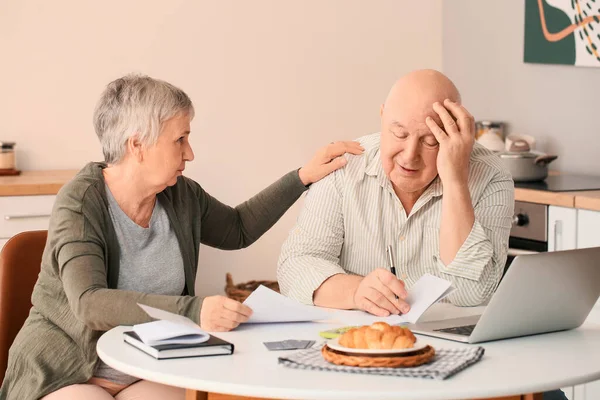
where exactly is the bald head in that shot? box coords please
[383,69,460,119]
[378,70,462,198]
[385,69,460,106]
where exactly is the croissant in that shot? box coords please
[338,322,416,350]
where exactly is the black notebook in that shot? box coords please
[123,331,234,360]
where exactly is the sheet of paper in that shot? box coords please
[133,320,209,346]
[400,273,455,323]
[243,285,332,323]
[135,304,209,346]
[333,273,455,325]
[138,303,200,329]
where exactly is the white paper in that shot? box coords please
[400,273,455,322]
[242,285,332,323]
[138,304,200,328]
[133,320,209,346]
[334,273,455,325]
[135,304,209,346]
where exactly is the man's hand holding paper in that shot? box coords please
[352,268,409,317]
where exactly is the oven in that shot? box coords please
[505,201,548,274]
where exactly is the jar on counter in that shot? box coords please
[0,141,16,170]
[475,121,505,140]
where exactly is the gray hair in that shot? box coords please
[93,74,195,164]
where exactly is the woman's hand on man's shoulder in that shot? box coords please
[298,141,364,186]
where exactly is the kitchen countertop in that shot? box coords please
[514,170,600,211]
[0,170,77,196]
[514,188,600,211]
[574,191,600,211]
[1,169,600,211]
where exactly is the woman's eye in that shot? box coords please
[177,137,184,143]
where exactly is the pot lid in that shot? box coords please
[498,151,537,159]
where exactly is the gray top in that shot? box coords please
[0,162,308,400]
[94,184,185,384]
[105,184,185,296]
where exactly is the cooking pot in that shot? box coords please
[499,151,558,182]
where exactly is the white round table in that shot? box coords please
[97,304,600,400]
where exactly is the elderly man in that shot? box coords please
[277,69,514,317]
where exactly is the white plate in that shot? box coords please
[326,338,428,355]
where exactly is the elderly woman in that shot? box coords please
[0,75,363,400]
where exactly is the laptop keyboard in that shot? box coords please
[433,324,476,336]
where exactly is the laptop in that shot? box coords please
[406,247,600,343]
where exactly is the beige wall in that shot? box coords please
[443,0,600,176]
[0,0,442,296]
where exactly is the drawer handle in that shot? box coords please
[4,214,51,220]
[554,220,562,251]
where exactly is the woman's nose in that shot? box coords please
[184,143,195,162]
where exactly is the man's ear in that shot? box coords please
[379,104,384,118]
[127,135,144,162]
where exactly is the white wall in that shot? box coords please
[443,0,600,176]
[0,0,442,296]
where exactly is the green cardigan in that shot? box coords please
[0,162,307,400]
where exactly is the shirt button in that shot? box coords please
[399,235,406,241]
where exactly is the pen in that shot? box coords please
[386,245,399,300]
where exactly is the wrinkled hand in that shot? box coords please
[200,295,253,332]
[298,141,364,185]
[425,99,475,186]
[353,268,409,317]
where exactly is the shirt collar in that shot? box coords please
[426,176,443,198]
[364,149,393,193]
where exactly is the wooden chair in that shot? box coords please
[0,230,47,385]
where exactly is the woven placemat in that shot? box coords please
[322,344,435,368]
[279,344,485,380]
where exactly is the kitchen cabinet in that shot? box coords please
[572,210,600,400]
[0,170,75,254]
[549,207,598,399]
[547,207,600,251]
[576,209,600,312]
[560,387,573,399]
[0,195,55,248]
[548,206,577,252]
[574,380,600,400]
[576,209,600,249]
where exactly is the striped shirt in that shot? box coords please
[278,133,514,307]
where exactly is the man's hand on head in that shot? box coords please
[425,99,475,187]
[352,268,410,317]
